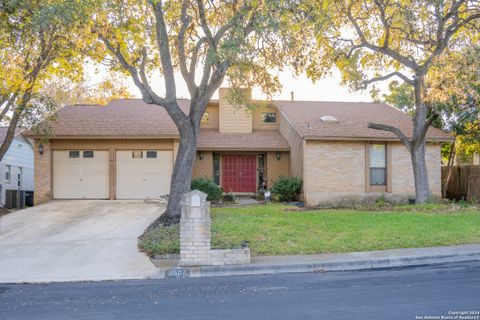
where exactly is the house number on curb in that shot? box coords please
[165,268,190,278]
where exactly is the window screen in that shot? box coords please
[146,151,157,158]
[69,151,80,158]
[83,151,94,158]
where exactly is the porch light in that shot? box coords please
[199,152,204,160]
[38,144,44,155]
[276,151,281,160]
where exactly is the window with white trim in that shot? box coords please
[5,165,10,182]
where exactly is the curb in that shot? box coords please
[157,246,480,279]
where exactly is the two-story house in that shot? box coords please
[0,128,34,207]
[27,88,452,206]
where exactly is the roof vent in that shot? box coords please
[320,115,338,124]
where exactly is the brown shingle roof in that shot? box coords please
[38,99,189,137]
[27,98,452,143]
[197,129,289,150]
[277,101,452,141]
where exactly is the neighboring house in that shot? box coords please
[26,88,452,206]
[0,128,34,207]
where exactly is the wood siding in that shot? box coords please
[200,104,220,130]
[252,104,280,130]
[192,151,213,179]
[266,151,290,187]
[279,112,303,178]
[218,88,252,133]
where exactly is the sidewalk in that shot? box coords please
[152,243,480,278]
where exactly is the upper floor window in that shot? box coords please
[201,112,209,123]
[262,112,277,123]
[369,144,386,186]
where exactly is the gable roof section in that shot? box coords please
[0,127,23,143]
[38,99,190,137]
[277,101,452,141]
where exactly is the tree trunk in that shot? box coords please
[411,142,430,203]
[157,127,198,225]
[409,76,431,204]
[0,107,24,162]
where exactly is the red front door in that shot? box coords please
[222,155,257,193]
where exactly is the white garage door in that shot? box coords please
[116,150,173,199]
[53,150,110,199]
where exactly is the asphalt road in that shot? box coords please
[1,261,479,320]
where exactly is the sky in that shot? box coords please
[86,60,391,103]
[117,67,389,103]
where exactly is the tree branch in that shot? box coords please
[152,1,178,103]
[368,122,412,153]
[360,71,413,89]
[177,0,197,96]
[99,35,164,106]
[344,3,419,71]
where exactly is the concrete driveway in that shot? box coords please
[0,200,164,283]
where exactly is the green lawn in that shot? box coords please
[138,203,480,257]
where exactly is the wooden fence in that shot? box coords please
[442,165,480,203]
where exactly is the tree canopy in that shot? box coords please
[0,0,96,159]
[88,0,296,222]
[300,0,480,202]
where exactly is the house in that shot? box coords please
[26,88,452,206]
[0,128,34,207]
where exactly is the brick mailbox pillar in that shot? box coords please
[179,190,250,267]
[179,190,211,266]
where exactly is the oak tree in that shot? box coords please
[92,0,289,224]
[0,0,94,160]
[304,0,480,203]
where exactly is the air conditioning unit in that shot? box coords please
[5,190,26,209]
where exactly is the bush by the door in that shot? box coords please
[191,178,223,200]
[271,176,303,201]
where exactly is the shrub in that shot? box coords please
[191,177,223,200]
[138,224,179,257]
[271,176,303,202]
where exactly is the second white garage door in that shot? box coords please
[116,150,173,199]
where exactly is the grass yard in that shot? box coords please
[139,203,480,257]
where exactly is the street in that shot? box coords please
[1,261,479,320]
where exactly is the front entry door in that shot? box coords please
[222,155,257,192]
